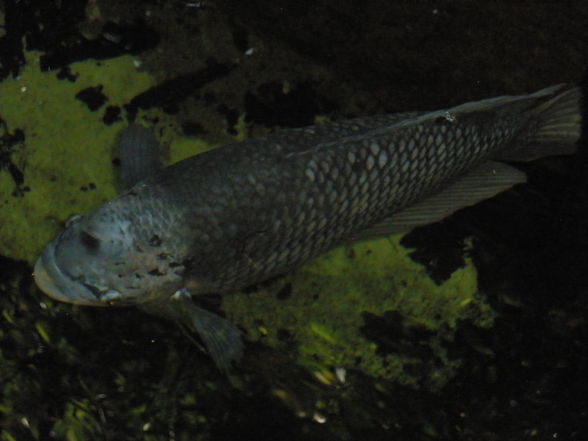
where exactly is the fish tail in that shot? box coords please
[499,84,583,161]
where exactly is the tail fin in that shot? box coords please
[499,84,583,161]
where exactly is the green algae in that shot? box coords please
[0,51,152,262]
[0,51,217,264]
[223,234,492,389]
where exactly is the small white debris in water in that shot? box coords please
[312,412,327,424]
[335,366,347,383]
[245,47,255,56]
[444,111,457,122]
[20,86,27,92]
[133,59,142,68]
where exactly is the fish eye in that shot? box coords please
[80,230,101,250]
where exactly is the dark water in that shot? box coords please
[1,0,587,439]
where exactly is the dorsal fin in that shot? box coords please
[119,124,162,189]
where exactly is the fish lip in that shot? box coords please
[34,239,101,306]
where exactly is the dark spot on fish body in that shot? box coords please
[345,248,356,259]
[80,231,100,251]
[351,160,363,173]
[165,260,184,276]
[181,256,197,274]
[172,268,184,276]
[148,268,166,276]
[276,283,292,300]
[149,235,162,247]
[75,85,107,111]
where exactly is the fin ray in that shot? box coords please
[139,291,244,371]
[354,161,527,238]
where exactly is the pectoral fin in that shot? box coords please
[138,290,244,371]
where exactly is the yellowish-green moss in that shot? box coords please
[0,52,215,264]
[0,52,149,262]
[223,234,492,389]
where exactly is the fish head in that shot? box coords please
[34,199,185,307]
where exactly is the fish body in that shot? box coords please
[34,84,582,368]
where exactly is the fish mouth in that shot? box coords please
[34,240,102,306]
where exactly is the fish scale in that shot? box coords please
[154,110,522,290]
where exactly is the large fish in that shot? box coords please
[34,84,582,369]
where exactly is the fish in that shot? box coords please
[34,84,583,369]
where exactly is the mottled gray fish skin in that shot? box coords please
[34,84,582,368]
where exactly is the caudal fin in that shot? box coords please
[499,84,582,161]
